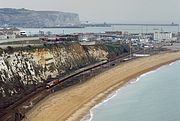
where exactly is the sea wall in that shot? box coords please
[0,43,129,108]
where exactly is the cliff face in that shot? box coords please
[0,8,80,27]
[0,43,129,107]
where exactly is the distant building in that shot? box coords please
[123,31,129,35]
[178,32,180,36]
[0,28,20,40]
[79,41,96,45]
[139,38,149,44]
[20,31,27,37]
[78,33,96,41]
[105,31,122,35]
[154,32,172,41]
[40,34,79,44]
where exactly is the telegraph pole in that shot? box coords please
[129,36,132,58]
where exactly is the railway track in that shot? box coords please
[0,48,161,121]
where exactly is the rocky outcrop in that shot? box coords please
[0,43,129,108]
[0,8,80,27]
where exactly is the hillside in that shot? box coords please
[0,8,80,28]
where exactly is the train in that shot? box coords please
[46,79,60,89]
[44,58,137,89]
[45,60,108,89]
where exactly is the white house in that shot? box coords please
[154,32,172,41]
[0,28,20,40]
[0,32,7,40]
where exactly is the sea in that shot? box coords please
[81,60,180,121]
[22,25,179,35]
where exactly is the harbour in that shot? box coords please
[0,1,180,120]
[22,25,179,35]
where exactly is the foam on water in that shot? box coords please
[81,61,179,121]
[81,88,121,121]
[169,60,179,66]
[81,72,156,121]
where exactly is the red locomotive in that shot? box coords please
[46,79,60,89]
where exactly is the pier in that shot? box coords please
[110,23,179,26]
[82,23,179,27]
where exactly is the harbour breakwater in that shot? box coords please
[0,43,129,109]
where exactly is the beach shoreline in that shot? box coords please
[25,52,180,121]
[80,60,178,121]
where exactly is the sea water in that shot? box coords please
[22,25,178,35]
[84,60,180,121]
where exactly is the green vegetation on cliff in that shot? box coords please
[0,43,129,108]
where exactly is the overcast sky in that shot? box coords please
[1,0,180,24]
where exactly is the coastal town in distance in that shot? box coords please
[0,1,180,121]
